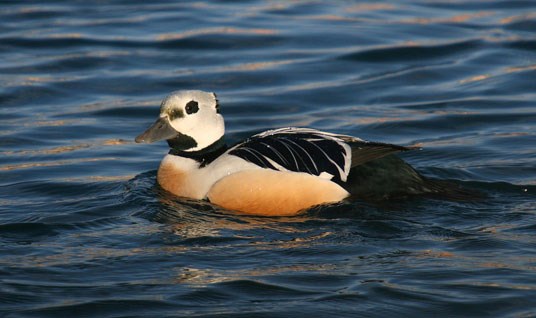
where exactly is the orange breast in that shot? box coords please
[157,160,195,198]
[207,169,349,216]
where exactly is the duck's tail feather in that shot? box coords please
[418,178,485,201]
[344,154,483,202]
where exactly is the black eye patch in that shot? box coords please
[168,108,184,120]
[185,100,199,115]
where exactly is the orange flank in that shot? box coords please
[207,169,349,216]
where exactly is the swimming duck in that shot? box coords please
[136,90,463,216]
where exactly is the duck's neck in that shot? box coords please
[168,136,227,167]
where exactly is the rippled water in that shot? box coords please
[1,1,535,317]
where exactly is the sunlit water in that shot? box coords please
[1,1,535,317]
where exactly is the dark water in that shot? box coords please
[1,1,535,317]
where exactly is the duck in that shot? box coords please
[135,90,469,216]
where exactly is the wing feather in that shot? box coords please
[228,127,352,184]
[227,127,417,185]
[348,141,417,168]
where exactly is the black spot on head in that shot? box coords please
[168,108,184,120]
[185,100,199,115]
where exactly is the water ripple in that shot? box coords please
[339,39,483,62]
[1,0,536,317]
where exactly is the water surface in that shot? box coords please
[1,1,535,317]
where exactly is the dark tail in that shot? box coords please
[418,178,485,201]
[345,154,483,202]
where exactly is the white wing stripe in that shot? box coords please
[284,138,319,174]
[258,141,289,166]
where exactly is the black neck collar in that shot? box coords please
[168,137,227,167]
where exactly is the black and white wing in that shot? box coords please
[228,127,415,186]
[227,128,351,184]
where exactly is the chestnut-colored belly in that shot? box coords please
[207,169,349,216]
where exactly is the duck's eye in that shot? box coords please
[185,100,199,115]
[215,100,220,114]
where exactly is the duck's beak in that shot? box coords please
[135,117,178,143]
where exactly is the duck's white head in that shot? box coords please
[135,90,224,151]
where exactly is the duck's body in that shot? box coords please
[154,127,393,216]
[157,151,349,216]
[136,90,465,216]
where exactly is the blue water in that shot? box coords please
[1,1,535,317]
